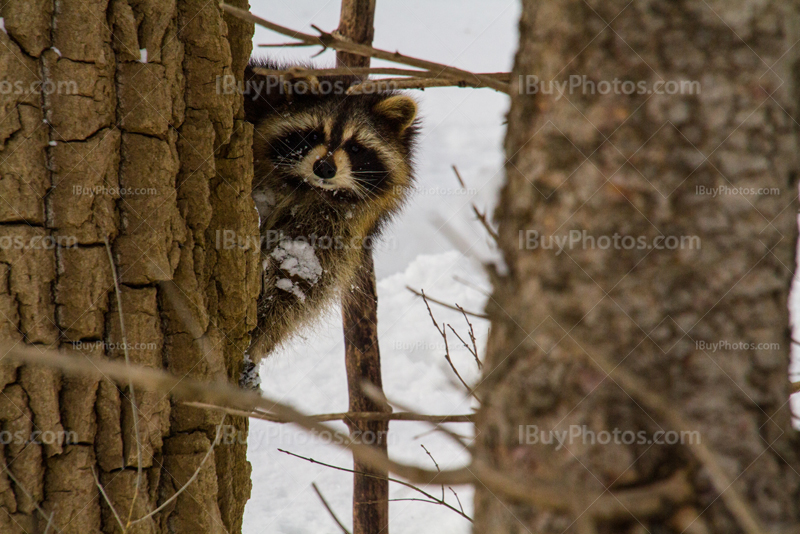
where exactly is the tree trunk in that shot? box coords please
[475,1,800,532]
[0,1,258,532]
[336,2,390,533]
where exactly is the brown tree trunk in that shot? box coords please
[337,2,390,533]
[0,1,258,532]
[475,1,800,533]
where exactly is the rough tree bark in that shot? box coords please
[336,2,391,533]
[0,1,258,532]
[475,1,800,533]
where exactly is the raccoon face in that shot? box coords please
[254,95,417,201]
[244,61,418,209]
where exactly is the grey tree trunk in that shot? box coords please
[0,1,258,532]
[475,1,800,532]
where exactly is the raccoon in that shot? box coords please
[241,59,419,374]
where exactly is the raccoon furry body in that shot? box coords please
[243,60,419,369]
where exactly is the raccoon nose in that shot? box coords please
[313,160,337,180]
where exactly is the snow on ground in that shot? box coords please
[244,1,519,532]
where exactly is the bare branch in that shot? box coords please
[183,401,473,423]
[420,290,476,398]
[220,3,509,93]
[472,205,499,244]
[347,77,506,93]
[0,342,575,512]
[447,323,481,371]
[457,304,481,369]
[420,444,440,472]
[450,166,499,245]
[312,483,352,534]
[360,382,471,450]
[451,165,467,189]
[257,42,315,48]
[253,66,510,81]
[280,449,472,523]
[407,286,487,319]
[449,487,465,516]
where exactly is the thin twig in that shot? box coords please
[446,323,477,367]
[453,166,499,243]
[457,304,481,369]
[253,66,510,81]
[104,237,143,527]
[420,444,440,472]
[92,465,125,533]
[347,77,505,93]
[406,286,488,319]
[2,462,60,531]
[472,205,500,244]
[451,165,467,188]
[420,444,444,501]
[420,290,476,398]
[449,487,465,515]
[312,483,353,534]
[451,166,499,244]
[281,449,472,522]
[258,42,315,48]
[129,415,226,525]
[220,3,509,93]
[42,511,55,534]
[183,401,473,423]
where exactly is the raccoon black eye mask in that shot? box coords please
[242,59,419,371]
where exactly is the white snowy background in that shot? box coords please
[242,2,800,533]
[243,1,518,533]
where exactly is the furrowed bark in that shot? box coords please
[0,1,258,532]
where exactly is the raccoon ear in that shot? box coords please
[243,62,288,124]
[373,95,417,132]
